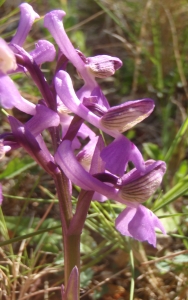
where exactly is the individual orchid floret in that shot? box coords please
[55,70,154,137]
[44,11,122,88]
[61,266,79,300]
[55,139,166,245]
[0,38,17,73]
[11,3,40,47]
[115,205,166,247]
[29,40,56,65]
[0,73,36,114]
[44,10,86,76]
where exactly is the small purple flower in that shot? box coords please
[55,139,166,246]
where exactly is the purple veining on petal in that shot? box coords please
[118,160,166,203]
[101,99,155,132]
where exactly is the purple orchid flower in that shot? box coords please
[55,138,166,246]
[44,10,121,107]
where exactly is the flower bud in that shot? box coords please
[87,55,122,78]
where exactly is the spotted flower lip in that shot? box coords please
[77,49,123,78]
[11,3,40,47]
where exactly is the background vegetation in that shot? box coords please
[1,0,188,299]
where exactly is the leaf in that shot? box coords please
[0,157,36,179]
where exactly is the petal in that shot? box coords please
[101,135,145,176]
[44,11,84,73]
[44,11,96,86]
[8,116,58,175]
[101,99,155,132]
[115,205,166,247]
[11,3,40,46]
[25,104,60,136]
[119,160,166,203]
[76,136,100,172]
[0,38,16,73]
[55,139,118,199]
[30,40,56,64]
[87,55,122,78]
[0,74,36,114]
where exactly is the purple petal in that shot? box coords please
[55,139,119,200]
[101,99,155,132]
[76,136,100,172]
[119,160,166,203]
[0,38,16,73]
[11,3,40,46]
[30,40,56,64]
[87,55,122,78]
[44,11,97,86]
[101,135,145,176]
[0,74,36,114]
[8,116,58,175]
[115,205,166,247]
[25,104,60,136]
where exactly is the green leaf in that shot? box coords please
[0,157,36,179]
